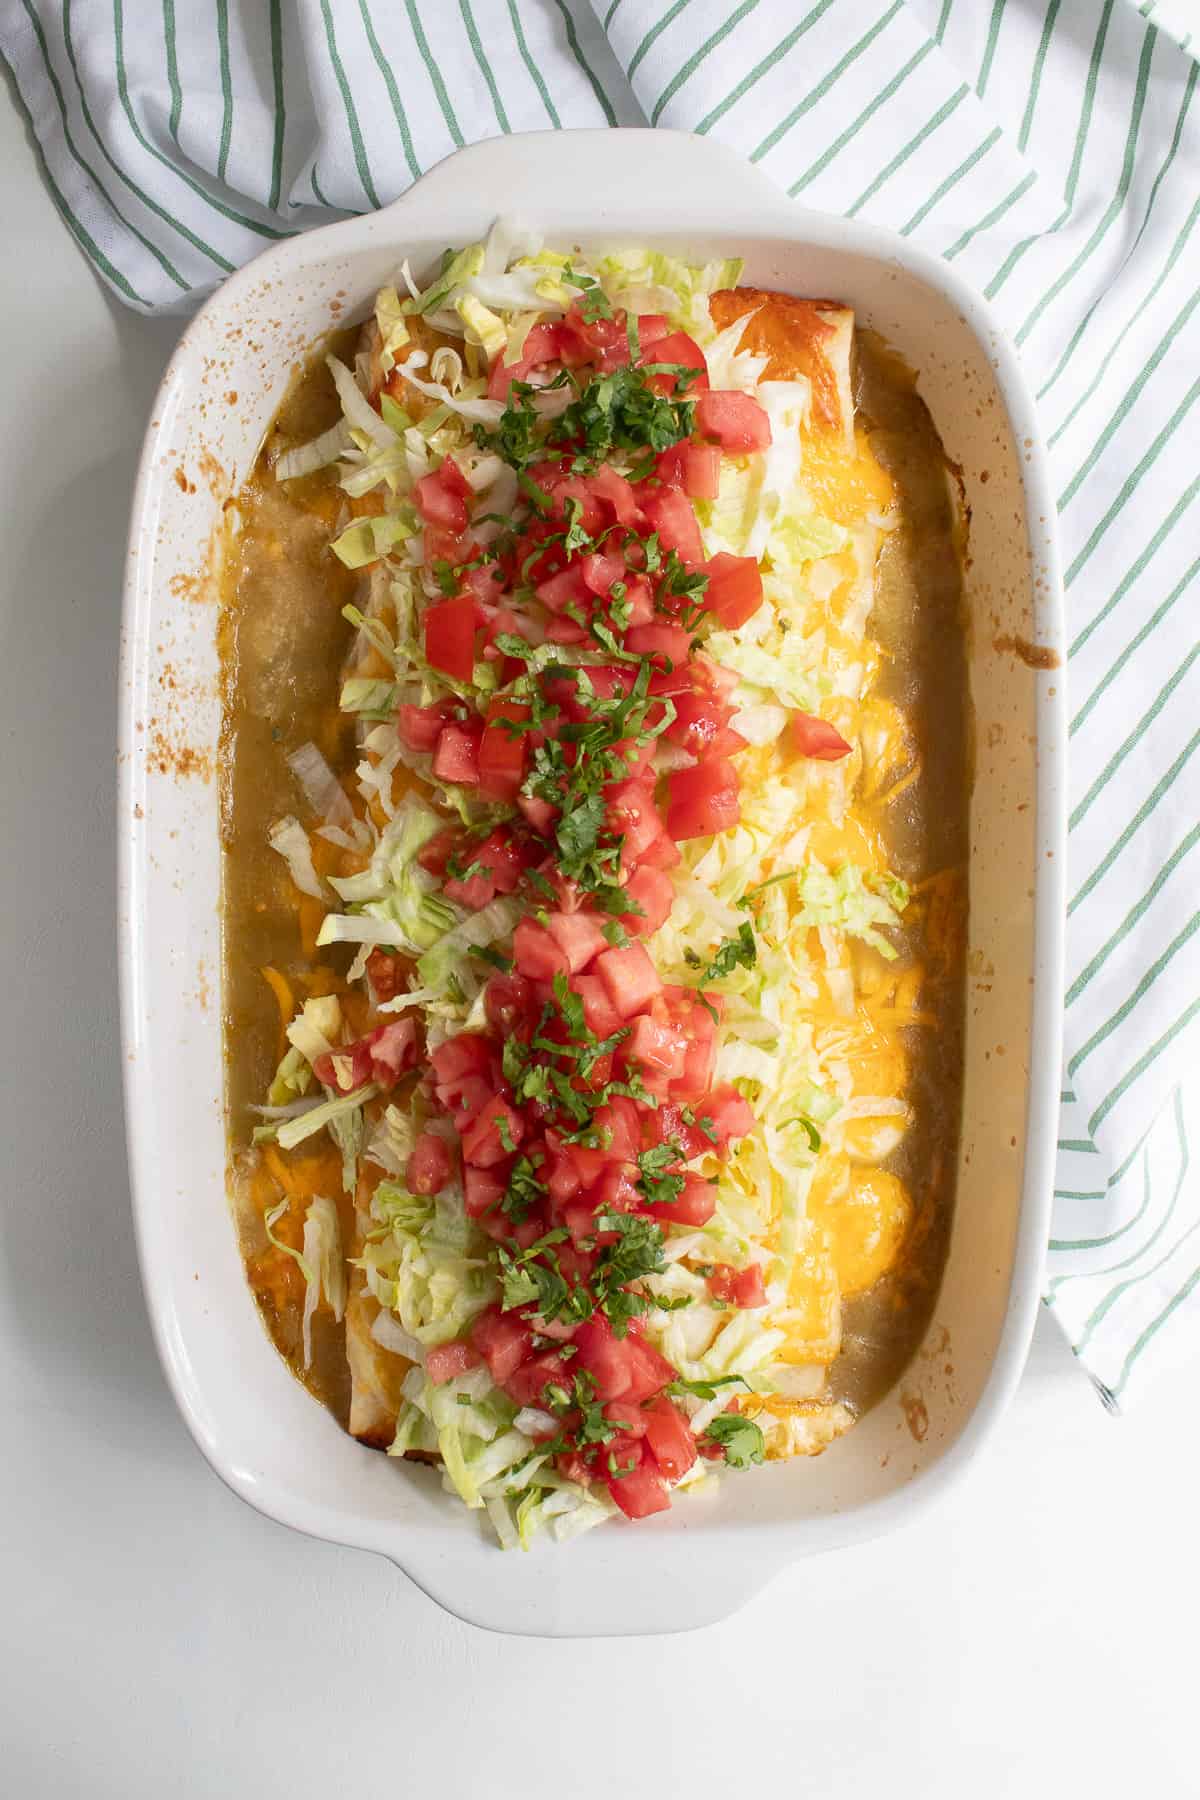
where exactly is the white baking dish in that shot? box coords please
[119,130,1065,1637]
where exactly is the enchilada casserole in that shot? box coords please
[218,225,967,1546]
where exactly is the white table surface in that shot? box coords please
[3,88,1196,1799]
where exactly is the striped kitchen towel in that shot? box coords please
[4,0,1197,1407]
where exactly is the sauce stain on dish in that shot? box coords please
[900,1389,929,1442]
[993,631,1060,669]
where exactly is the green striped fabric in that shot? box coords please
[5,0,1197,1406]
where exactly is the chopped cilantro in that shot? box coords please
[702,1413,766,1469]
[666,1374,750,1401]
[635,1142,686,1209]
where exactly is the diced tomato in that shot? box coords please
[590,1161,642,1216]
[417,827,458,878]
[547,1155,583,1211]
[442,867,496,911]
[671,1026,718,1102]
[625,1014,687,1079]
[665,692,733,758]
[398,700,457,752]
[544,616,588,644]
[580,549,627,596]
[709,1263,768,1309]
[437,456,473,501]
[312,1038,372,1093]
[665,757,740,840]
[518,793,558,835]
[556,1240,598,1285]
[625,621,692,664]
[620,865,674,936]
[470,1305,534,1383]
[432,721,482,786]
[573,1315,635,1401]
[640,329,709,394]
[610,736,656,786]
[487,322,566,400]
[617,575,655,627]
[442,1074,493,1128]
[478,698,530,801]
[424,1339,481,1385]
[588,464,642,528]
[791,712,853,760]
[708,725,749,758]
[478,827,527,894]
[637,831,682,872]
[703,1083,756,1149]
[484,972,535,1038]
[368,1019,418,1086]
[545,910,608,974]
[536,562,591,614]
[608,784,664,869]
[513,918,570,982]
[646,1170,717,1227]
[602,1401,649,1439]
[461,1095,526,1168]
[609,1451,672,1520]
[568,974,620,1044]
[556,1450,593,1486]
[641,1100,709,1161]
[431,1033,491,1087]
[593,1095,641,1162]
[655,441,722,500]
[430,1034,492,1110]
[423,593,477,683]
[463,1166,505,1219]
[366,948,405,1002]
[562,1198,600,1244]
[416,467,470,533]
[503,1347,576,1408]
[641,1396,698,1482]
[621,1336,678,1403]
[405,1131,453,1196]
[637,313,670,347]
[596,941,662,1019]
[640,487,706,568]
[703,551,764,629]
[422,526,469,568]
[695,389,771,452]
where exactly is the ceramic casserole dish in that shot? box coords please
[119,130,1066,1636]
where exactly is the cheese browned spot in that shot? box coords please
[710,285,853,440]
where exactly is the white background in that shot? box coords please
[2,90,1196,1798]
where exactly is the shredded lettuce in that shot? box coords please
[703,632,822,712]
[276,1083,379,1152]
[264,1194,345,1368]
[326,353,396,448]
[275,419,352,482]
[339,677,398,717]
[300,1195,346,1366]
[455,292,507,360]
[785,863,909,960]
[285,996,342,1067]
[268,815,326,899]
[318,794,457,954]
[374,283,410,372]
[358,1184,496,1350]
[267,1044,313,1108]
[416,895,522,1001]
[593,249,743,342]
[331,511,416,569]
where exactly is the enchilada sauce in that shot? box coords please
[218,306,966,1443]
